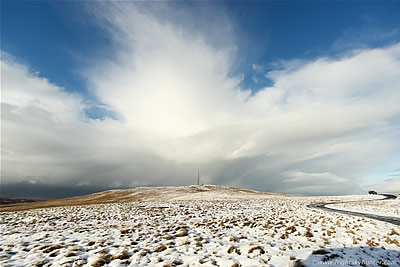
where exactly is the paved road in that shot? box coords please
[307,194,400,226]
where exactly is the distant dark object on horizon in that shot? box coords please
[368,190,377,195]
[0,197,38,205]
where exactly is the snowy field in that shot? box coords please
[1,186,399,267]
[329,198,400,218]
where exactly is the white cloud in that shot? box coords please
[1,54,82,121]
[1,2,400,196]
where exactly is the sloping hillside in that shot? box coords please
[0,185,283,212]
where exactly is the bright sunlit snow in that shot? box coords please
[1,186,399,267]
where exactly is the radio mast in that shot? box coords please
[197,170,200,185]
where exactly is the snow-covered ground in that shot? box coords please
[1,186,399,267]
[329,198,400,218]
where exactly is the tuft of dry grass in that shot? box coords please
[227,245,240,255]
[33,259,47,267]
[65,251,77,257]
[285,226,297,233]
[366,239,379,247]
[42,244,64,254]
[139,249,150,256]
[112,249,130,260]
[389,229,399,236]
[385,237,400,247]
[154,245,167,253]
[304,230,314,238]
[199,258,208,264]
[174,229,188,237]
[171,259,184,265]
[248,246,265,255]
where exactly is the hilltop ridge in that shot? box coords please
[0,184,284,212]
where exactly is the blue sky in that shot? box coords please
[1,1,400,198]
[4,1,400,96]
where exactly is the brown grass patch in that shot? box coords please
[174,229,188,237]
[248,246,265,255]
[154,245,167,252]
[389,229,399,236]
[113,249,130,260]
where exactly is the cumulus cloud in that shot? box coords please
[1,2,400,197]
[1,53,190,194]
